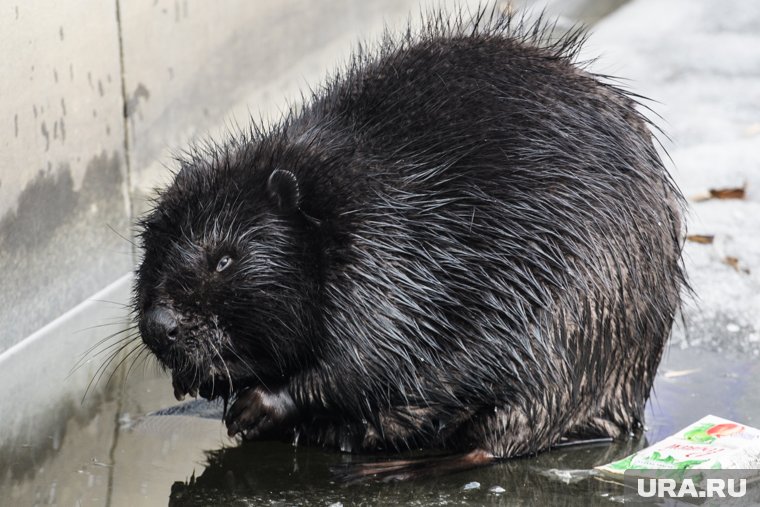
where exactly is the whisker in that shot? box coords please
[75,319,135,333]
[70,329,141,376]
[208,341,234,399]
[107,223,138,248]
[225,343,269,392]
[81,340,141,404]
[124,345,152,384]
[76,325,139,355]
[104,344,146,389]
[88,299,135,310]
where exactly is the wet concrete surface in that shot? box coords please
[2,335,757,506]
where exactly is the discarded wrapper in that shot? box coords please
[596,415,760,476]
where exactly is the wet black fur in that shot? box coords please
[135,7,686,459]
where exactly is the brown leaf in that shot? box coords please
[691,183,747,202]
[710,185,746,199]
[686,234,714,244]
[724,256,751,274]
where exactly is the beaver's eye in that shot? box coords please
[216,255,233,272]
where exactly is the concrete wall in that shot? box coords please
[0,2,132,352]
[120,0,435,214]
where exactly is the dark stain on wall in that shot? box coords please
[40,121,50,150]
[79,151,124,205]
[126,83,151,118]
[0,150,131,350]
[0,167,77,252]
[0,151,124,254]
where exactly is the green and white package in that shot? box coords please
[597,415,760,475]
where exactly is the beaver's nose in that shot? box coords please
[141,306,180,353]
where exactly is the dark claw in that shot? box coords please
[224,386,299,440]
[172,376,187,401]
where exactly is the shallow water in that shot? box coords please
[3,332,758,506]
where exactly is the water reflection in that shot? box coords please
[166,437,647,506]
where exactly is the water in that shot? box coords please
[2,332,758,506]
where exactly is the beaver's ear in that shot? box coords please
[267,169,300,214]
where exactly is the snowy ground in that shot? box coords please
[583,0,760,352]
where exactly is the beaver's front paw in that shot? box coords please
[225,386,299,440]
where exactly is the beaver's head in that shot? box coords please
[135,149,316,401]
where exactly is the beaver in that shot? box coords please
[134,8,686,480]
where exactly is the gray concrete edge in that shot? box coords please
[0,272,134,462]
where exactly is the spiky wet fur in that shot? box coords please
[135,7,686,460]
